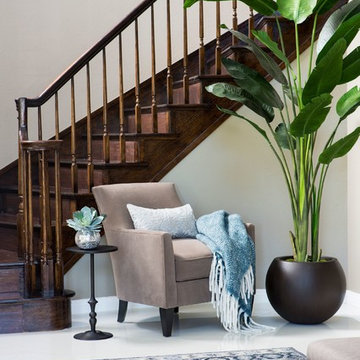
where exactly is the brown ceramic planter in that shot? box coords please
[265,256,346,324]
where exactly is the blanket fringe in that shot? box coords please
[209,255,274,333]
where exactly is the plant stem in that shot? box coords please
[266,120,297,208]
[275,15,297,119]
[308,13,318,79]
[295,23,303,108]
[296,137,309,261]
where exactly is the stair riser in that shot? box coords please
[0,191,73,221]
[0,295,72,334]
[172,82,202,105]
[126,112,171,134]
[48,165,104,190]
[0,266,23,301]
[0,192,19,215]
[84,139,139,163]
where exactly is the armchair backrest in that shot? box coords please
[93,182,183,231]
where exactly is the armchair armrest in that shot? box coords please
[245,223,255,242]
[105,228,177,308]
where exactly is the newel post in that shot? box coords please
[16,98,28,262]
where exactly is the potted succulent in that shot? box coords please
[67,206,106,249]
[184,0,360,323]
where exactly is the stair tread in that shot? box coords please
[0,213,17,225]
[123,103,210,112]
[0,249,22,265]
[85,132,179,140]
[0,212,57,229]
[0,184,92,198]
[48,159,149,168]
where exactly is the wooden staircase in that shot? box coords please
[0,0,345,333]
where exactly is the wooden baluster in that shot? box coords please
[39,148,54,297]
[248,7,254,39]
[54,145,63,294]
[135,19,141,133]
[102,49,110,163]
[70,77,78,193]
[86,64,94,190]
[215,1,221,75]
[22,148,30,296]
[232,0,238,45]
[166,0,173,104]
[199,0,205,75]
[151,4,158,133]
[26,150,35,295]
[55,92,60,140]
[38,107,43,140]
[54,92,63,294]
[183,5,189,104]
[16,98,28,260]
[118,34,126,163]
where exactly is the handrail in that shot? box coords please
[25,0,157,107]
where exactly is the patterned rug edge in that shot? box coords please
[99,347,306,360]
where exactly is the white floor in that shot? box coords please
[2,290,360,360]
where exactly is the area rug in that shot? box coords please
[101,347,306,360]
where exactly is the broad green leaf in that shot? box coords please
[277,0,317,24]
[236,0,277,15]
[319,127,360,164]
[217,106,270,141]
[222,57,284,109]
[317,3,360,63]
[206,83,275,122]
[340,46,360,84]
[290,94,332,136]
[336,86,360,120]
[252,30,290,66]
[183,0,278,15]
[303,39,346,105]
[275,123,296,150]
[284,84,299,106]
[314,0,340,15]
[318,0,360,54]
[184,0,198,7]
[225,27,287,85]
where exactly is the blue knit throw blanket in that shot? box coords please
[196,210,265,333]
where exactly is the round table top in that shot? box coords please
[66,245,118,254]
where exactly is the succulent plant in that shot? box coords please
[66,206,106,233]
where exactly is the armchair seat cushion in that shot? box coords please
[173,239,212,282]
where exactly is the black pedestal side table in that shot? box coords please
[67,245,118,340]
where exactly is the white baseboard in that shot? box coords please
[71,289,359,315]
[344,290,360,308]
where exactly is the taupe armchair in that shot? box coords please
[93,182,255,337]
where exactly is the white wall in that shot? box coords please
[347,33,360,292]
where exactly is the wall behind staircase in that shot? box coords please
[0,0,141,168]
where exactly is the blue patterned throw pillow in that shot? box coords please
[127,203,197,238]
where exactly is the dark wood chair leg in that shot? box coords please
[159,308,174,337]
[117,300,128,323]
[174,306,179,314]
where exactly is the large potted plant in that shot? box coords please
[184,0,360,323]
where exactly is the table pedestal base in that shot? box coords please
[74,330,113,341]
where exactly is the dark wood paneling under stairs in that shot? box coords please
[0,0,345,334]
